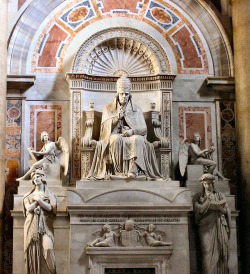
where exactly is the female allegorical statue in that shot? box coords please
[23,168,57,274]
[193,173,231,274]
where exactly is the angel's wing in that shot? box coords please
[137,226,147,246]
[137,226,146,235]
[113,225,121,235]
[92,229,103,238]
[155,229,166,239]
[179,138,189,177]
[56,137,69,176]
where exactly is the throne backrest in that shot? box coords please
[82,109,163,144]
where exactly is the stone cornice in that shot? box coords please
[66,73,176,82]
[7,74,36,91]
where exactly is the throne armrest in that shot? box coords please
[81,110,95,147]
[81,110,101,148]
[81,110,101,179]
[145,111,170,148]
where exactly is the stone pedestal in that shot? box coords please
[186,165,203,180]
[67,180,192,274]
[186,165,231,195]
[186,179,231,196]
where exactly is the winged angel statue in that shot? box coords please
[87,224,119,247]
[179,132,228,180]
[17,131,69,181]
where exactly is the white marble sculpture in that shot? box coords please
[87,76,162,180]
[87,220,173,249]
[87,224,118,247]
[143,224,172,246]
[193,173,231,274]
[23,168,57,274]
[17,131,69,181]
[179,132,228,180]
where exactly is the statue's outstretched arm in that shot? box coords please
[34,142,55,156]
[190,143,209,157]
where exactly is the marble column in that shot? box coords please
[232,0,250,272]
[0,0,8,272]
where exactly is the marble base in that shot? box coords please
[86,246,173,274]
[12,177,238,274]
[187,165,203,180]
[67,180,192,274]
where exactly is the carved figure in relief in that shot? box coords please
[87,221,173,249]
[143,224,172,246]
[87,224,118,247]
[193,173,231,274]
[179,132,228,180]
[23,168,57,274]
[119,219,143,247]
[87,76,162,180]
[17,131,69,181]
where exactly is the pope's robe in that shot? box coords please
[23,185,57,274]
[88,99,162,180]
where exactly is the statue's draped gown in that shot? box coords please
[23,185,57,274]
[88,99,161,179]
[193,190,231,274]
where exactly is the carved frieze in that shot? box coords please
[87,220,172,248]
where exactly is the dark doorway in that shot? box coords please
[105,269,155,274]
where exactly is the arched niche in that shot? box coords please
[72,27,172,75]
[66,24,176,180]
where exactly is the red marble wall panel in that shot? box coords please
[31,0,209,74]
[185,113,206,149]
[4,100,22,274]
[30,105,62,151]
[6,100,22,178]
[179,106,212,150]
[38,25,68,67]
[36,111,56,151]
[98,0,142,13]
[172,26,202,69]
[18,0,27,10]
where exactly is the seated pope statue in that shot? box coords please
[87,76,162,180]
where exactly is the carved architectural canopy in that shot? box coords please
[72,28,171,75]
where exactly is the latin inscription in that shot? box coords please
[78,214,182,223]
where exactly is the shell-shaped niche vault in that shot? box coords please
[72,28,171,76]
[77,37,159,76]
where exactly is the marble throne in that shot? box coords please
[66,74,175,181]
